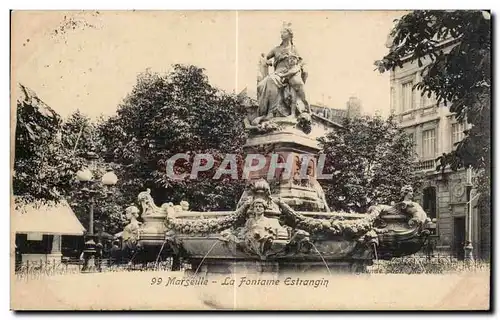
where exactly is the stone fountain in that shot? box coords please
[121,22,432,275]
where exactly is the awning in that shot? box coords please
[12,199,86,236]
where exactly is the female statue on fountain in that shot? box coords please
[398,185,430,227]
[242,198,278,256]
[121,206,142,262]
[257,22,311,122]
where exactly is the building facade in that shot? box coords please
[311,96,362,123]
[390,41,489,260]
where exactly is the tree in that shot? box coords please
[61,111,129,235]
[374,10,491,208]
[318,115,422,213]
[13,90,130,234]
[99,65,247,212]
[14,65,251,233]
[13,84,87,204]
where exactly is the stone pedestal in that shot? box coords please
[190,261,280,275]
[140,213,168,245]
[240,128,329,212]
[187,259,369,276]
[277,261,368,274]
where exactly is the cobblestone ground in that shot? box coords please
[11,270,490,310]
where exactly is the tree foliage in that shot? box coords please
[60,111,130,234]
[318,115,422,213]
[13,84,86,203]
[13,91,128,233]
[375,10,491,207]
[99,65,247,212]
[13,65,248,234]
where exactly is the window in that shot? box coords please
[390,87,396,113]
[16,234,53,254]
[27,232,43,241]
[452,122,466,145]
[407,132,416,156]
[423,187,437,220]
[422,129,436,158]
[401,81,414,112]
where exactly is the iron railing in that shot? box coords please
[415,159,437,172]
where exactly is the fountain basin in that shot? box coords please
[135,207,431,274]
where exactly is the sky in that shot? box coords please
[12,10,406,119]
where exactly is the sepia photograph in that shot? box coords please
[9,9,491,311]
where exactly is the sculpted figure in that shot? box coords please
[257,53,269,84]
[237,178,279,212]
[122,206,141,253]
[401,185,414,202]
[138,188,177,218]
[161,202,175,217]
[180,201,190,213]
[256,22,311,122]
[371,185,430,228]
[138,188,157,217]
[242,199,278,257]
[398,185,430,227]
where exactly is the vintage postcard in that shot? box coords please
[10,10,491,311]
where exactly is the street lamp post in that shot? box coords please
[75,153,118,236]
[464,166,479,262]
[76,161,118,273]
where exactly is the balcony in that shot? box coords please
[399,110,416,122]
[396,103,441,126]
[415,159,437,172]
[420,104,438,116]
